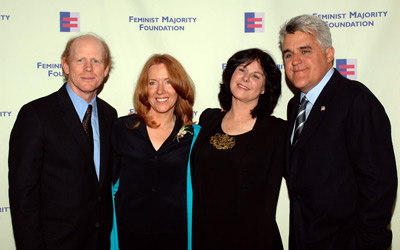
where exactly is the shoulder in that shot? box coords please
[331,69,374,99]
[11,91,61,138]
[199,108,225,126]
[97,97,117,118]
[257,115,287,133]
[331,72,384,111]
[28,90,58,108]
[113,114,139,129]
[269,115,287,127]
[17,91,59,119]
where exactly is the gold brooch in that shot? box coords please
[210,133,236,150]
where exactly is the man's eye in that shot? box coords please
[284,54,292,59]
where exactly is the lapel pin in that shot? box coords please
[321,106,326,111]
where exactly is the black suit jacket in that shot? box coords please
[9,84,117,250]
[191,108,286,250]
[285,69,397,250]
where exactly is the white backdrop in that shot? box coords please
[1,1,399,249]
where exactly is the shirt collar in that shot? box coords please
[66,83,97,121]
[301,67,334,105]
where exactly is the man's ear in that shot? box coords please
[62,57,70,74]
[103,65,110,77]
[325,46,335,65]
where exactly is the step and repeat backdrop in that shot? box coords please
[1,0,399,249]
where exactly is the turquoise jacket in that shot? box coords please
[110,124,200,250]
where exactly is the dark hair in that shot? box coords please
[133,54,195,128]
[218,48,281,118]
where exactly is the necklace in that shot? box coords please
[209,133,236,150]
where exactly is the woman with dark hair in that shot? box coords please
[190,48,286,250]
[110,54,200,250]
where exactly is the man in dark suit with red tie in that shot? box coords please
[9,34,117,250]
[279,14,397,250]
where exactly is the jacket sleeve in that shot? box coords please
[8,103,46,250]
[346,91,397,249]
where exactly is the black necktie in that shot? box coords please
[292,96,308,147]
[82,105,93,148]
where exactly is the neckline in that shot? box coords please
[220,113,258,137]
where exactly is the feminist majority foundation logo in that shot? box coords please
[336,59,357,80]
[244,12,264,33]
[60,12,80,32]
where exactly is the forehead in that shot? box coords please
[70,36,105,57]
[148,63,169,76]
[283,31,319,49]
[240,60,263,72]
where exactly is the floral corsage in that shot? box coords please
[173,125,193,142]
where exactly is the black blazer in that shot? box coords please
[285,69,397,250]
[9,84,117,250]
[191,108,286,250]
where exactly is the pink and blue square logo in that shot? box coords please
[60,12,80,32]
[245,12,264,33]
[336,59,357,80]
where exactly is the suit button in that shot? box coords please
[152,187,157,192]
[95,222,100,228]
[241,185,248,192]
[241,168,248,174]
[98,196,101,201]
[294,195,301,200]
[154,155,158,160]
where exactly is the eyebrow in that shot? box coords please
[240,66,264,76]
[299,45,312,50]
[148,77,170,81]
[283,45,313,55]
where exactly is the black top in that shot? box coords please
[191,109,287,250]
[112,114,194,250]
[195,124,256,236]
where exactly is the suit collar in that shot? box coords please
[57,84,103,187]
[97,99,111,187]
[289,69,343,154]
